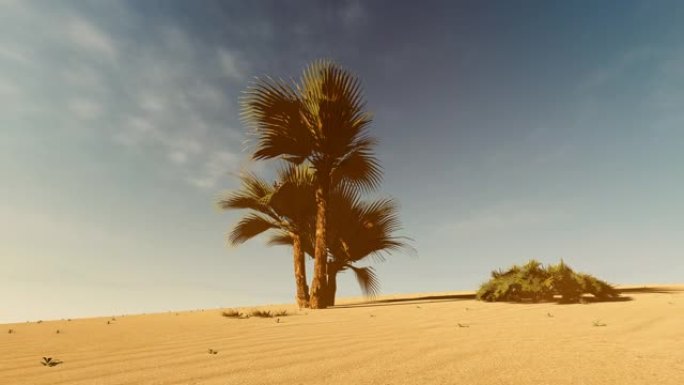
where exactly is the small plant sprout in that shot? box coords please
[457,323,470,328]
[592,320,607,327]
[208,349,218,355]
[8,329,14,334]
[547,312,554,318]
[41,357,62,367]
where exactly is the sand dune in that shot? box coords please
[2,285,683,385]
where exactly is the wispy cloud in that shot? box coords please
[1,1,252,190]
[340,0,368,27]
[67,17,118,58]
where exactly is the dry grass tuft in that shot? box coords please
[41,357,62,367]
[221,309,247,319]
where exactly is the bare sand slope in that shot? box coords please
[2,285,683,385]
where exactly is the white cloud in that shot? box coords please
[218,48,244,80]
[67,18,117,58]
[169,151,188,164]
[340,0,367,27]
[0,45,31,63]
[62,66,103,90]
[3,1,254,191]
[68,98,103,120]
[188,150,240,189]
[0,78,19,97]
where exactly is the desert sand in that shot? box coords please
[2,285,683,385]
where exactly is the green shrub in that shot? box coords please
[476,259,619,303]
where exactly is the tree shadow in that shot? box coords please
[332,293,476,309]
[332,286,683,309]
[617,286,683,294]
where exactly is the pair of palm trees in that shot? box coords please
[219,60,411,308]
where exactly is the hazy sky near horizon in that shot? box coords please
[2,0,683,323]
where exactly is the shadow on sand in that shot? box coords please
[331,286,682,309]
[332,293,476,309]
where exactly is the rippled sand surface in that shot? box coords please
[2,285,683,385]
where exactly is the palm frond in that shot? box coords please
[347,265,381,298]
[298,60,374,162]
[328,194,414,266]
[267,230,294,247]
[217,172,274,214]
[228,214,280,246]
[241,77,313,162]
[270,163,317,230]
[331,135,382,192]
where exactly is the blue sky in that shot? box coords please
[1,0,683,323]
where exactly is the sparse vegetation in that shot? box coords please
[592,320,607,327]
[8,329,14,334]
[250,310,274,318]
[221,309,246,319]
[457,323,469,328]
[476,259,619,303]
[208,349,218,354]
[220,309,291,319]
[41,357,62,367]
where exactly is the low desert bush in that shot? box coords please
[476,259,619,303]
[221,309,246,319]
[250,309,273,318]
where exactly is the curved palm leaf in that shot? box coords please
[347,265,381,298]
[241,77,313,163]
[228,214,279,245]
[217,172,277,219]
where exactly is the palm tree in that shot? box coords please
[271,182,413,306]
[217,166,316,308]
[325,187,412,306]
[242,60,381,308]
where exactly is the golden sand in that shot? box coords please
[2,285,683,384]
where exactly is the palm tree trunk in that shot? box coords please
[292,233,310,308]
[325,265,339,306]
[309,177,329,309]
